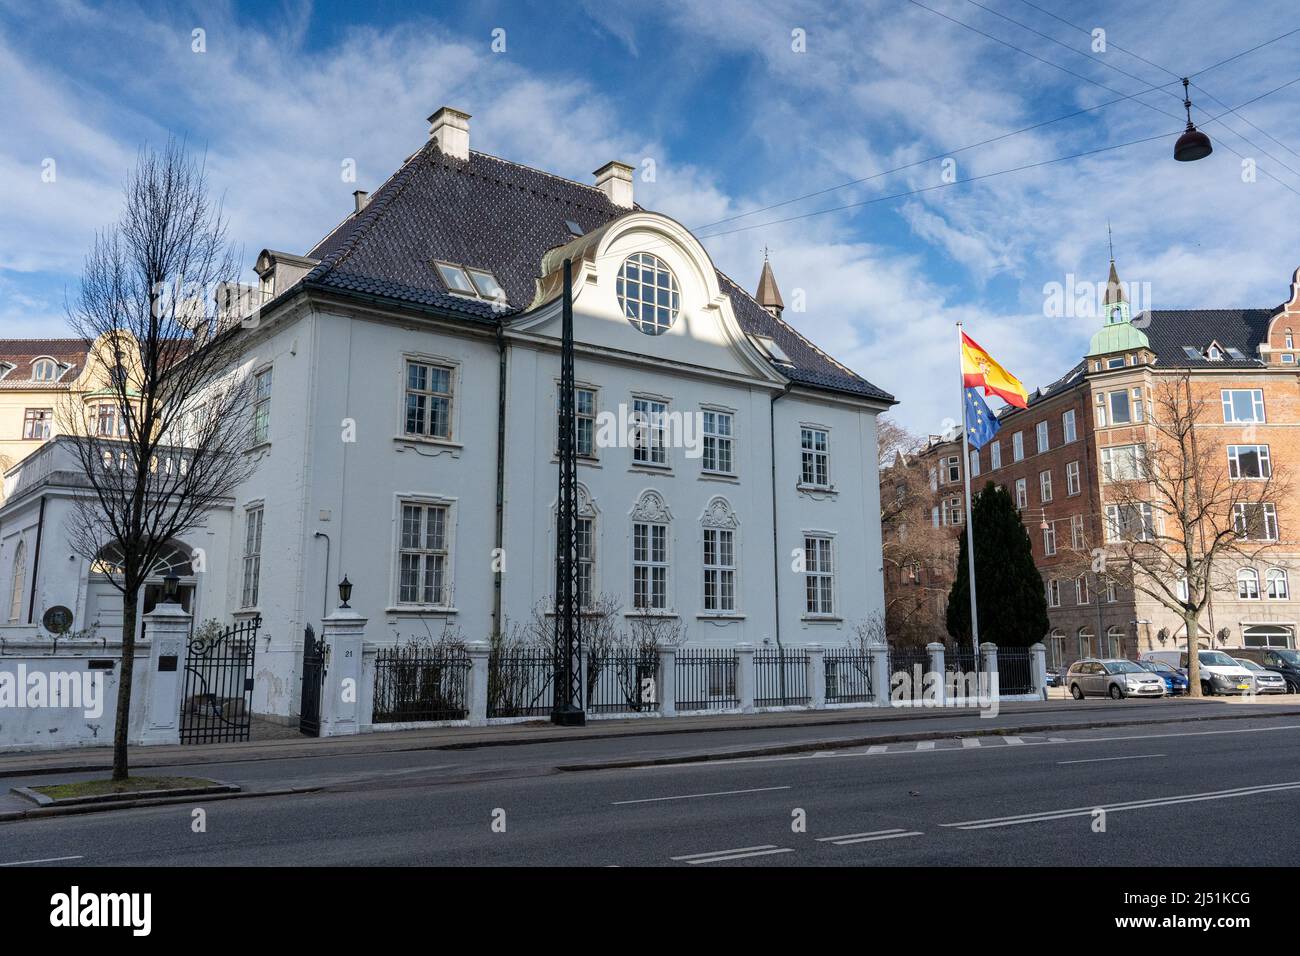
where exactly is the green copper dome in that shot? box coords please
[1088,320,1149,357]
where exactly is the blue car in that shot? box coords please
[1139,659,1188,695]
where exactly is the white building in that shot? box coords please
[1,107,894,720]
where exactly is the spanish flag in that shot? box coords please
[960,332,1029,409]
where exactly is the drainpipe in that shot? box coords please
[26,496,45,624]
[769,384,793,648]
[491,324,509,639]
[313,531,330,619]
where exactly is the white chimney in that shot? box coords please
[353,189,370,213]
[428,107,471,161]
[593,161,634,208]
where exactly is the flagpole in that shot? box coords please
[957,322,981,670]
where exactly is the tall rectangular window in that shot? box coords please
[800,427,830,487]
[95,403,124,437]
[1221,389,1265,423]
[241,507,263,608]
[1015,478,1027,509]
[1066,460,1081,496]
[1071,514,1085,550]
[398,502,450,605]
[22,408,53,440]
[1076,576,1089,605]
[944,455,960,483]
[1012,431,1024,461]
[557,387,596,458]
[1046,579,1060,608]
[252,367,273,444]
[404,361,453,440]
[633,398,668,466]
[969,448,980,477]
[1036,421,1049,453]
[703,528,736,612]
[990,441,1001,470]
[1062,409,1077,443]
[702,410,734,474]
[633,521,668,609]
[944,496,963,526]
[1043,522,1057,556]
[1227,445,1271,479]
[1039,469,1053,503]
[804,535,834,615]
[575,516,594,609]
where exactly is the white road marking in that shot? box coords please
[831,831,924,845]
[915,741,935,751]
[942,780,1300,829]
[0,855,84,867]
[960,738,982,748]
[816,828,904,842]
[817,827,924,845]
[671,845,794,864]
[612,785,790,805]
[1058,753,1166,765]
[629,722,1300,771]
[1003,736,1025,745]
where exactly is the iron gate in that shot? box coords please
[299,624,326,736]
[180,617,259,744]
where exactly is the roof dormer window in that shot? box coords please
[748,334,792,365]
[1206,345,1223,361]
[31,358,59,381]
[434,261,506,303]
[1226,347,1246,360]
[0,361,14,380]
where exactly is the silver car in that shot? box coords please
[1234,658,1288,694]
[1066,658,1166,700]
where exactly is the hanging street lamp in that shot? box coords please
[1174,77,1213,162]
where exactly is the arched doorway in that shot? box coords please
[86,540,198,640]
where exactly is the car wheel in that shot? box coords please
[1070,683,1084,700]
[1202,681,1214,697]
[1108,684,1124,700]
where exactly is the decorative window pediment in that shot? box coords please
[630,489,672,523]
[700,496,738,530]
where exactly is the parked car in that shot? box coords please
[1234,658,1288,694]
[1138,659,1188,696]
[1140,650,1255,696]
[1066,659,1166,700]
[1224,647,1300,693]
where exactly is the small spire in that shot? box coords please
[756,255,784,317]
[1107,220,1115,262]
[1104,259,1126,306]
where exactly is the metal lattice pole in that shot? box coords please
[552,258,585,725]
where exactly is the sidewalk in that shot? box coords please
[4,694,1298,778]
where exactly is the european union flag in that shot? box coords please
[964,386,1001,450]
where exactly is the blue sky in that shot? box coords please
[4,0,1300,433]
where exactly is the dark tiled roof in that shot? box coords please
[0,338,89,387]
[1137,308,1275,368]
[298,140,892,402]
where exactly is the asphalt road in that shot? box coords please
[3,712,1299,866]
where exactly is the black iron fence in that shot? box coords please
[372,645,471,723]
[488,648,555,718]
[587,650,659,714]
[947,647,980,675]
[754,648,810,707]
[993,646,1035,695]
[675,648,738,711]
[824,648,875,704]
[180,617,258,745]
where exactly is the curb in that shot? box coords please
[10,779,241,808]
[555,708,1300,771]
[0,785,321,823]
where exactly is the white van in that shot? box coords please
[1139,649,1256,695]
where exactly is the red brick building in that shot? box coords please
[889,261,1300,667]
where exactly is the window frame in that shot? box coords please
[394,497,455,609]
[632,396,670,468]
[1266,568,1290,600]
[1066,460,1081,496]
[1014,478,1027,510]
[1233,502,1279,541]
[990,441,1001,470]
[617,252,681,336]
[799,426,831,489]
[22,407,53,441]
[702,526,737,613]
[402,356,457,442]
[1221,388,1265,424]
[1237,567,1261,600]
[240,505,264,609]
[803,533,836,617]
[1012,431,1024,462]
[1062,409,1077,443]
[1227,444,1271,480]
[1039,469,1053,503]
[1036,420,1049,454]
[632,519,670,610]
[701,408,736,476]
[251,365,273,446]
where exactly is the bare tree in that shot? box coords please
[60,140,256,779]
[878,420,954,647]
[1100,372,1290,696]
